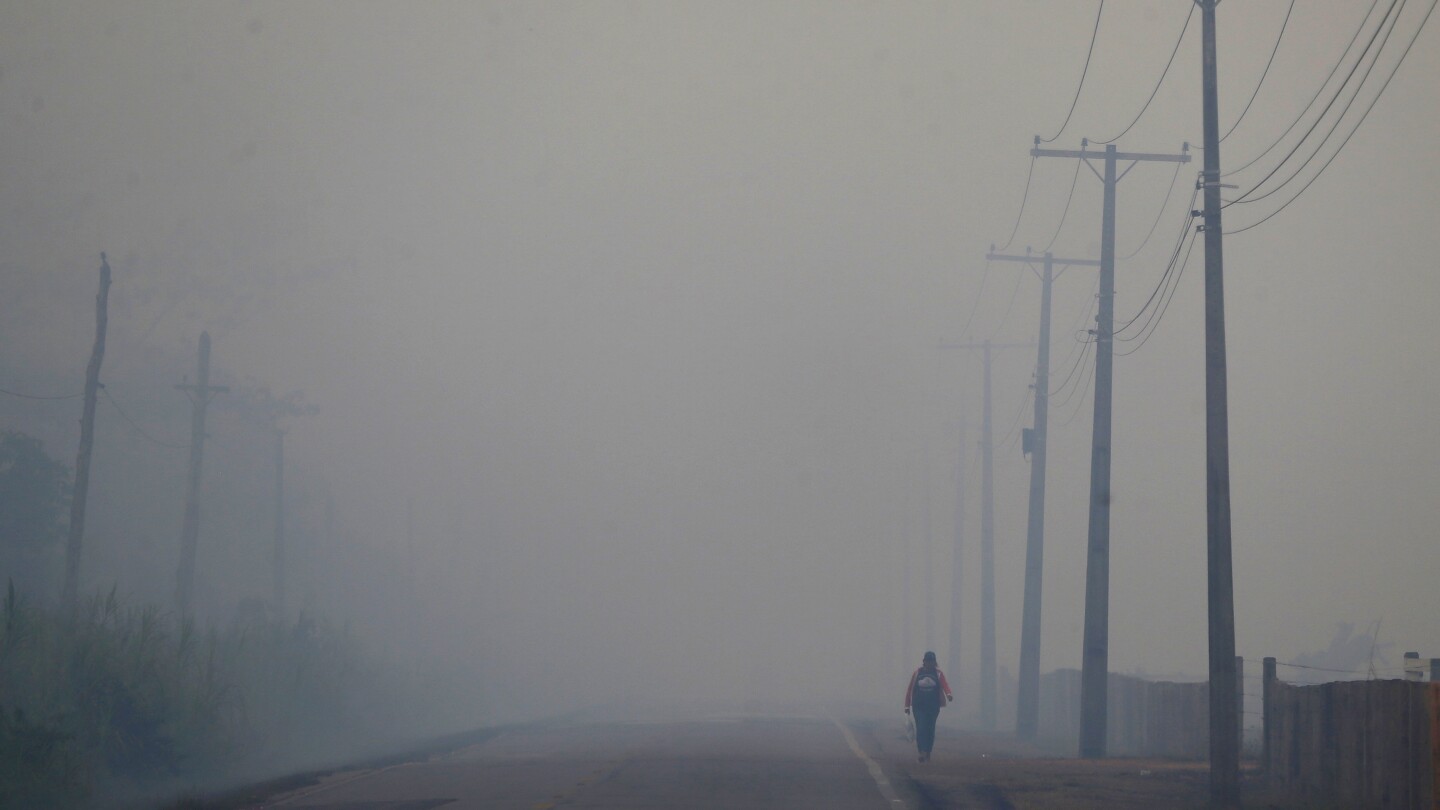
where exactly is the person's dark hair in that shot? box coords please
[923,650,937,664]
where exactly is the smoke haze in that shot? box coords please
[2,1,1438,737]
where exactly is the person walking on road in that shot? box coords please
[903,651,953,762]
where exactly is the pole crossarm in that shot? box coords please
[938,342,1034,351]
[1031,147,1191,164]
[986,252,1101,267]
[175,382,231,406]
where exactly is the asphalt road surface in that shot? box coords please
[247,716,916,810]
[242,716,1227,810]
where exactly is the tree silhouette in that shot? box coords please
[0,431,72,594]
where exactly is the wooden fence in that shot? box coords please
[1038,667,1217,758]
[1262,663,1437,809]
[1028,658,1440,805]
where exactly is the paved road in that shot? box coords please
[250,716,915,810]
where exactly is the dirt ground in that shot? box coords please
[860,720,1280,810]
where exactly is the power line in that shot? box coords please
[1048,327,1094,399]
[1224,0,1402,198]
[995,155,1038,252]
[1114,181,1200,337]
[1047,279,1102,399]
[958,256,993,339]
[1224,0,1434,235]
[1225,0,1407,208]
[1046,279,1100,398]
[986,261,1027,340]
[1038,0,1104,144]
[102,387,189,450]
[1119,160,1185,260]
[0,386,84,400]
[1116,225,1199,357]
[1090,3,1193,145]
[1275,661,1406,676]
[1218,0,1295,143]
[1221,0,1382,176]
[1042,157,1084,252]
[1057,338,1096,428]
[998,386,1034,452]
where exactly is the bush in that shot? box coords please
[0,705,84,809]
[0,581,432,807]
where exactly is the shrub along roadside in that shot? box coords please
[0,582,441,809]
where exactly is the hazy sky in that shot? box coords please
[3,1,1438,720]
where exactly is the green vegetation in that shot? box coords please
[0,582,427,809]
[0,430,72,598]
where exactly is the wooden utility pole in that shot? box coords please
[947,411,967,707]
[258,394,314,620]
[924,465,935,649]
[174,332,228,620]
[1031,139,1189,757]
[901,476,912,662]
[979,343,995,731]
[1197,0,1240,802]
[987,249,1101,740]
[62,254,111,611]
[940,340,1030,730]
[272,427,286,617]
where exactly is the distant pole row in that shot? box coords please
[47,257,306,627]
[174,331,228,620]
[940,339,1030,730]
[984,249,1100,741]
[959,0,1239,805]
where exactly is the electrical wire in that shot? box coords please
[1046,278,1100,397]
[1225,0,1407,208]
[1273,661,1409,676]
[958,257,993,340]
[1220,0,1382,174]
[1048,327,1094,400]
[995,155,1037,252]
[0,387,84,400]
[999,386,1035,452]
[1219,0,1295,143]
[1090,2,1193,145]
[1224,0,1433,234]
[102,388,189,449]
[1042,157,1084,252]
[1114,181,1200,336]
[1119,160,1185,260]
[1038,0,1104,144]
[985,258,1027,340]
[1224,0,1402,198]
[1116,226,1199,357]
[1057,339,1097,428]
[1047,328,1087,397]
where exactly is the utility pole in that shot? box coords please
[924,465,935,649]
[940,340,1030,730]
[272,427,286,618]
[1031,138,1189,757]
[258,393,314,622]
[902,479,912,661]
[174,332,228,620]
[947,411,967,708]
[987,248,1101,740]
[1197,0,1240,802]
[979,344,994,731]
[62,254,111,612]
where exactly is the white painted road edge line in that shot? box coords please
[833,719,909,809]
[258,761,411,808]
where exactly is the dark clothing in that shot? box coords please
[903,666,953,711]
[913,704,940,754]
[904,665,953,757]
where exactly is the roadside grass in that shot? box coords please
[0,582,427,809]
